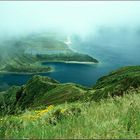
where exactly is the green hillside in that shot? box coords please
[0,65,140,138]
[0,54,52,74]
[91,66,140,101]
[0,75,87,114]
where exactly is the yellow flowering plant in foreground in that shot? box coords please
[60,109,66,113]
[21,105,54,121]
[35,105,54,116]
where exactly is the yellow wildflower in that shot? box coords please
[60,109,66,113]
[36,105,54,117]
[20,105,54,121]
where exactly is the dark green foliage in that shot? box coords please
[36,52,98,63]
[0,86,21,115]
[121,102,140,134]
[92,66,140,101]
[49,107,82,125]
[4,75,87,111]
[2,64,51,73]
[0,53,52,74]
[16,76,59,108]
[0,75,86,114]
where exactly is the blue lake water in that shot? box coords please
[0,45,140,91]
[0,62,108,90]
[0,60,135,91]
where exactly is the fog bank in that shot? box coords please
[0,1,140,66]
[1,1,140,37]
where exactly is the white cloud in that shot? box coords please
[0,1,140,36]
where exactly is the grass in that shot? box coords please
[1,88,140,139]
[1,66,140,138]
[36,52,98,63]
[0,53,52,74]
[92,65,140,101]
[6,75,87,110]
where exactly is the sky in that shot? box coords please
[0,1,140,37]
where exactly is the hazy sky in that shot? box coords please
[0,1,140,36]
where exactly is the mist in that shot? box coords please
[1,1,140,36]
[0,1,140,66]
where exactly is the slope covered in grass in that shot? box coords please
[0,75,87,114]
[0,65,140,138]
[0,53,52,74]
[36,52,98,63]
[1,66,140,114]
[1,88,140,139]
[91,66,140,100]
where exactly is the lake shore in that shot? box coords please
[41,60,97,65]
[64,61,96,64]
[0,60,97,75]
[0,68,54,75]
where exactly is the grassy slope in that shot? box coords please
[1,89,140,139]
[0,65,140,138]
[36,52,98,63]
[0,75,87,113]
[0,53,52,74]
[1,66,140,111]
[91,66,140,101]
[17,76,86,108]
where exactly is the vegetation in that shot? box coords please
[0,53,52,74]
[0,75,87,114]
[1,89,140,139]
[92,66,140,101]
[0,65,140,138]
[1,63,52,74]
[36,52,98,63]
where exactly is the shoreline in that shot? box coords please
[0,60,98,75]
[64,61,97,64]
[41,60,98,65]
[0,68,54,75]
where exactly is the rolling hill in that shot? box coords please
[0,65,140,138]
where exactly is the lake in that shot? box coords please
[0,44,140,91]
[0,61,132,91]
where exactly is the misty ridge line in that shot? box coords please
[0,26,140,66]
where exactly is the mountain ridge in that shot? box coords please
[0,65,140,114]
